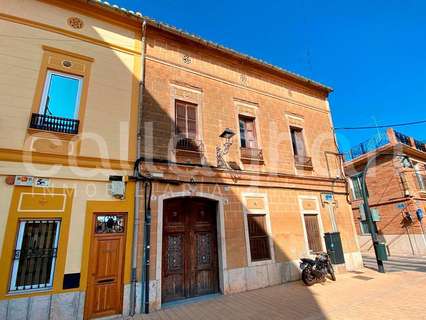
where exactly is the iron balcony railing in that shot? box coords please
[175,137,204,153]
[240,147,264,162]
[29,113,79,134]
[344,131,389,161]
[394,130,411,146]
[294,155,313,168]
[414,139,426,152]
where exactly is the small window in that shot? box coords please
[239,116,257,149]
[40,71,83,120]
[10,220,61,292]
[351,174,364,199]
[175,100,197,139]
[247,214,271,261]
[360,221,378,235]
[290,127,306,156]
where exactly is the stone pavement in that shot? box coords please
[136,257,426,320]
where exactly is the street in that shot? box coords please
[139,255,426,320]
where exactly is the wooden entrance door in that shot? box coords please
[162,198,219,303]
[304,214,323,252]
[85,214,127,319]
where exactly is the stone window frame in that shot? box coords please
[298,195,326,256]
[242,192,275,267]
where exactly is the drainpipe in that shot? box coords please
[130,19,147,316]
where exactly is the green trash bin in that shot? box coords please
[375,242,388,261]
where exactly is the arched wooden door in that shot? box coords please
[162,197,219,303]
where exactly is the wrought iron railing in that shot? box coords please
[414,139,426,152]
[394,130,411,146]
[344,131,389,161]
[175,137,204,153]
[294,155,313,168]
[29,113,79,134]
[240,147,264,162]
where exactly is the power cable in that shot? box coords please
[334,119,426,131]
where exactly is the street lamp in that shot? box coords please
[360,152,409,273]
[216,128,235,168]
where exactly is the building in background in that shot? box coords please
[344,128,426,256]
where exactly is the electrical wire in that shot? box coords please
[334,119,426,130]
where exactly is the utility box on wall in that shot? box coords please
[324,232,345,264]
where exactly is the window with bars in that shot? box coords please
[9,220,61,292]
[239,116,257,149]
[303,214,323,253]
[175,100,197,139]
[247,214,271,261]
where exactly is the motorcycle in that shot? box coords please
[300,252,336,286]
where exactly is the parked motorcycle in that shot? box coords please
[300,252,336,286]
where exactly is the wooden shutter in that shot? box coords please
[291,127,306,156]
[175,100,197,138]
[247,214,271,261]
[304,214,322,252]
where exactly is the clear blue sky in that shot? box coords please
[114,0,426,152]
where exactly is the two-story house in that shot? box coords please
[137,7,363,313]
[0,0,140,319]
[344,128,426,256]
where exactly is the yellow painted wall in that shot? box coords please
[0,2,137,160]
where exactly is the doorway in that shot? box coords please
[84,214,127,319]
[162,197,219,303]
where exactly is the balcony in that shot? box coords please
[174,137,204,165]
[344,131,390,161]
[394,131,411,146]
[240,147,264,164]
[294,155,313,169]
[29,113,79,134]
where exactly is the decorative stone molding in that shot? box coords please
[67,17,84,29]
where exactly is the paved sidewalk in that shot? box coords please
[137,264,426,320]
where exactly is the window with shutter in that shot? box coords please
[175,100,197,139]
[247,214,271,261]
[290,127,306,156]
[303,214,322,253]
[239,116,257,149]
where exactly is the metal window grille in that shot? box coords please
[9,220,61,292]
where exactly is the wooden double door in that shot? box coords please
[162,197,219,303]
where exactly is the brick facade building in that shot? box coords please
[345,128,426,256]
[139,10,362,312]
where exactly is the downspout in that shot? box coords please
[130,19,147,316]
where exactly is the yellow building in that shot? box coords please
[0,0,140,318]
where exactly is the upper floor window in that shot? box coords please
[351,174,364,199]
[29,46,93,135]
[414,163,426,190]
[290,127,306,156]
[175,100,197,139]
[239,116,257,149]
[40,71,83,120]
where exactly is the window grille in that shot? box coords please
[10,220,60,292]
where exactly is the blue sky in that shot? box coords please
[114,0,426,152]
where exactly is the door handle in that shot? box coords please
[97,278,115,284]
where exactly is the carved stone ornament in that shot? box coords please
[67,17,84,29]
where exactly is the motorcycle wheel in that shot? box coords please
[327,262,336,281]
[302,268,316,286]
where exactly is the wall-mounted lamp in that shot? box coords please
[216,128,235,168]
